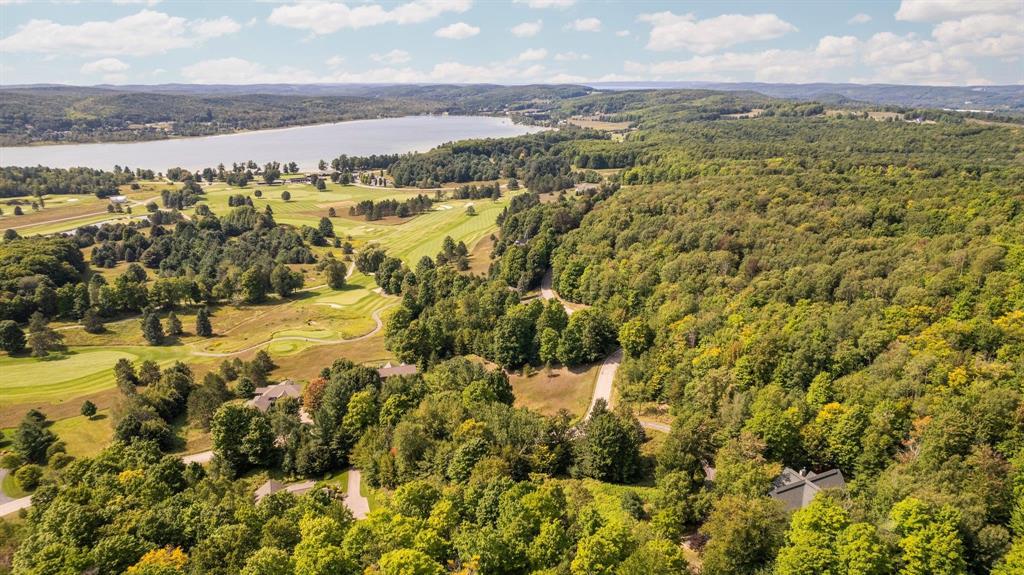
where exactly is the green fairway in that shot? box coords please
[0,347,183,407]
[1,272,394,413]
[192,180,513,266]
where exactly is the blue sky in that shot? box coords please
[0,0,1021,86]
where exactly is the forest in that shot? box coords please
[0,87,1022,575]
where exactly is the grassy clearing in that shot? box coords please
[317,470,350,494]
[49,412,114,458]
[466,233,495,276]
[510,363,599,418]
[1,472,28,499]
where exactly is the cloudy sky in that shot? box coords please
[0,0,1021,86]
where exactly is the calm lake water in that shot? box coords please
[0,115,541,171]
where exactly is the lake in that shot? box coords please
[0,115,542,171]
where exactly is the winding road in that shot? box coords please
[538,270,620,418]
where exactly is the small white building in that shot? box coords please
[109,195,129,204]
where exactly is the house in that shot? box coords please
[249,380,301,412]
[108,195,129,204]
[254,479,315,502]
[377,362,419,379]
[769,467,846,511]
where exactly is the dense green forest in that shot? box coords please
[1,88,1022,575]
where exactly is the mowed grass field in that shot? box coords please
[0,181,176,236]
[191,180,513,266]
[1,175,508,431]
[0,271,396,424]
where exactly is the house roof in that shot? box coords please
[377,362,419,378]
[254,479,315,502]
[769,467,846,511]
[254,479,284,501]
[249,380,301,412]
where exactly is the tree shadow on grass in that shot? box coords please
[36,349,76,362]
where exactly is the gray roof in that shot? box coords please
[254,479,315,502]
[254,479,284,501]
[249,380,301,412]
[769,467,846,511]
[377,362,419,378]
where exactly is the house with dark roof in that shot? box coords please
[249,380,301,412]
[377,362,418,379]
[769,467,846,511]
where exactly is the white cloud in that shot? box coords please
[0,10,240,56]
[435,21,479,39]
[554,51,589,61]
[193,17,243,39]
[517,48,547,61]
[268,0,472,35]
[511,20,542,37]
[566,17,601,32]
[372,49,412,64]
[931,13,1024,56]
[326,55,346,69]
[639,12,797,53]
[626,34,863,83]
[111,0,161,5]
[895,0,1019,22]
[615,30,630,37]
[80,58,131,84]
[80,58,129,74]
[513,0,574,8]
[848,13,872,24]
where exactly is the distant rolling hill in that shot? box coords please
[586,82,1024,113]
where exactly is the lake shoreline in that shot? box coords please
[0,115,544,171]
[0,113,538,150]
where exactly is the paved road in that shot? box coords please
[0,495,31,517]
[587,349,622,417]
[0,469,13,505]
[538,269,620,415]
[345,469,370,519]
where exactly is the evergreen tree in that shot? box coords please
[141,308,164,346]
[166,311,183,337]
[196,307,213,337]
[82,307,104,334]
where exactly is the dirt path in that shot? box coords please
[345,468,370,519]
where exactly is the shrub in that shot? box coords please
[15,464,43,490]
